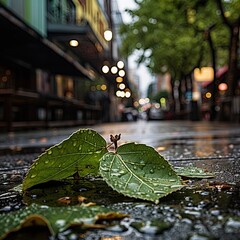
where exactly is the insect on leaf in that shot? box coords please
[99,143,184,204]
[174,166,215,178]
[23,129,107,191]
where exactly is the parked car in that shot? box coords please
[147,103,165,120]
[122,107,138,121]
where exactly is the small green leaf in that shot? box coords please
[174,166,215,178]
[23,129,107,191]
[0,204,127,239]
[99,143,184,204]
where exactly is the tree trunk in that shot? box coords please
[227,22,239,96]
[215,0,240,121]
[204,25,217,120]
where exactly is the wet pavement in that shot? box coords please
[0,120,240,239]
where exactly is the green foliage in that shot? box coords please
[151,90,169,102]
[23,129,214,203]
[119,0,232,76]
[22,129,107,191]
[100,143,183,204]
[0,203,127,239]
[2,129,215,239]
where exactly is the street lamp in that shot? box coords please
[218,83,228,91]
[111,66,118,74]
[102,65,109,74]
[116,77,123,83]
[117,61,124,69]
[69,39,79,47]
[104,30,113,41]
[119,83,125,90]
[118,69,125,77]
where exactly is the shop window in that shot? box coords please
[47,0,76,24]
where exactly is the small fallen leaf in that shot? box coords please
[23,129,107,191]
[100,143,183,203]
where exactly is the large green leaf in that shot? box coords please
[0,204,127,239]
[99,143,184,204]
[174,166,215,178]
[23,129,107,191]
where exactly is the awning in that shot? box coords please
[0,4,89,77]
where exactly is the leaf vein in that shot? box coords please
[117,154,154,193]
[38,155,86,182]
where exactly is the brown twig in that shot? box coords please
[110,134,121,152]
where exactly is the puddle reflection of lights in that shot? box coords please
[101,236,123,240]
[39,137,48,143]
[157,146,166,151]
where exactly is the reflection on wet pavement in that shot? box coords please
[0,121,239,239]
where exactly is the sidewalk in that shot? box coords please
[0,120,239,184]
[1,120,240,149]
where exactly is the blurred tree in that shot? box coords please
[151,90,169,103]
[215,0,240,97]
[119,0,238,118]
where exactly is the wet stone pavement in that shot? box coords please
[0,120,240,239]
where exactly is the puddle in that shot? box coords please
[0,123,239,240]
[0,177,239,239]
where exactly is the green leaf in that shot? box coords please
[0,204,127,239]
[99,143,184,204]
[174,166,215,179]
[23,129,107,191]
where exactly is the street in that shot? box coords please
[0,120,240,189]
[0,120,240,239]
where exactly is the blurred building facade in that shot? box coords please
[0,0,131,131]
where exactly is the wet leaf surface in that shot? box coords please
[0,203,127,239]
[100,143,184,203]
[22,129,107,190]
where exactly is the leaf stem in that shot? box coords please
[110,134,121,152]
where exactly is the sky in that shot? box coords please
[116,0,153,97]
